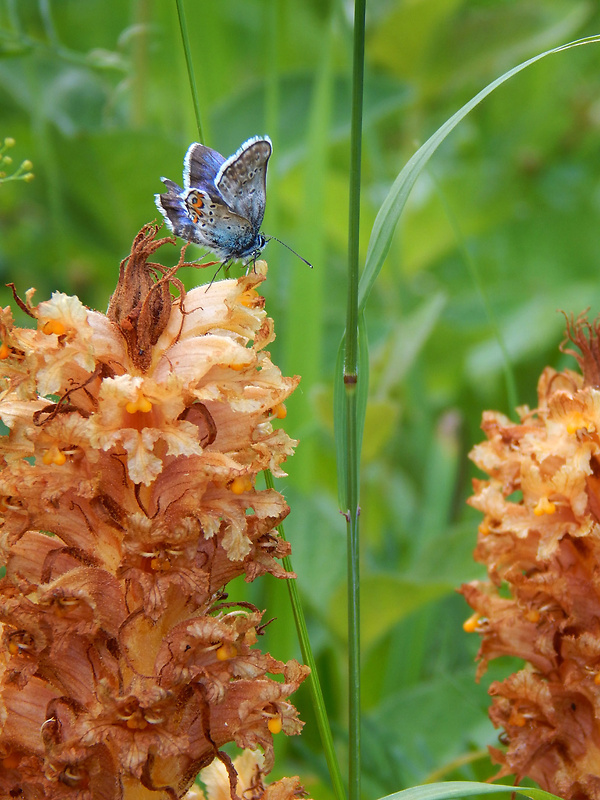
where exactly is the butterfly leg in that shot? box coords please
[205,260,230,291]
[245,252,260,276]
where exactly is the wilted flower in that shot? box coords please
[461,313,600,799]
[186,748,310,800]
[0,224,309,798]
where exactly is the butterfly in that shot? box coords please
[155,136,272,265]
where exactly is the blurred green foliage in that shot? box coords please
[2,1,600,798]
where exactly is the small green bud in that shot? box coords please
[4,137,15,148]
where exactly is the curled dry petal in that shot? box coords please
[193,748,312,800]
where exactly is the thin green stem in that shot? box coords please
[344,2,366,800]
[262,470,346,800]
[345,391,361,800]
[345,1,365,375]
[174,0,205,142]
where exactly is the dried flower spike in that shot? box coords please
[461,312,600,800]
[0,224,309,798]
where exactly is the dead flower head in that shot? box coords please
[461,312,600,799]
[0,224,309,798]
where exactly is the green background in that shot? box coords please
[1,1,600,797]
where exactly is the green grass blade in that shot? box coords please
[174,0,205,142]
[379,781,561,800]
[359,34,600,315]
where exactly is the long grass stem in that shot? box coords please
[345,2,367,800]
[174,0,205,142]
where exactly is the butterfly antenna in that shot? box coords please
[265,235,313,268]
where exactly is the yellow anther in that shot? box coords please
[594,672,600,686]
[566,413,587,434]
[42,446,67,466]
[478,522,490,537]
[7,632,33,655]
[272,403,287,420]
[533,497,556,516]
[463,612,480,633]
[230,362,247,371]
[216,642,238,661]
[2,751,19,769]
[41,319,66,336]
[0,342,9,359]
[508,709,527,727]
[126,714,148,730]
[267,716,282,735]
[125,394,153,414]
[230,476,253,494]
[240,289,259,307]
[150,555,171,572]
[525,609,540,623]
[7,640,20,656]
[56,597,79,608]
[142,712,165,725]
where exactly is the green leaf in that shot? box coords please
[380,781,561,800]
[359,34,600,315]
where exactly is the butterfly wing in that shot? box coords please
[183,142,225,192]
[155,179,204,245]
[182,188,261,262]
[215,136,272,232]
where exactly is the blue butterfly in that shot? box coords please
[155,136,272,265]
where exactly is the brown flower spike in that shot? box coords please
[0,224,310,799]
[461,313,600,800]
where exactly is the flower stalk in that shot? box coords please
[0,224,309,798]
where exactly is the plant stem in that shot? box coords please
[174,0,205,142]
[345,2,366,799]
